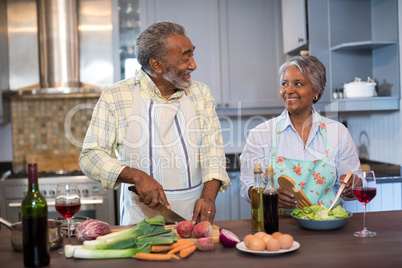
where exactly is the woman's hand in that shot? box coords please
[340,173,356,198]
[277,188,298,209]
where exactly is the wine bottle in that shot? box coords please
[251,163,264,233]
[21,163,50,267]
[263,164,278,234]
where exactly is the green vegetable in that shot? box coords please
[83,216,166,246]
[293,204,349,220]
[65,243,151,259]
[66,216,176,259]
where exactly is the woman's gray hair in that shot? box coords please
[135,22,187,73]
[279,55,326,103]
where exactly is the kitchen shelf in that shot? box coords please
[331,40,397,51]
[324,96,400,112]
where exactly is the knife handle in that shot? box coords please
[128,185,138,195]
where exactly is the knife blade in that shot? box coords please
[128,185,186,223]
[328,171,353,211]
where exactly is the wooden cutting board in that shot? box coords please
[112,223,220,243]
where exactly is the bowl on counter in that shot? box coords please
[291,212,353,231]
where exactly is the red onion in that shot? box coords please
[219,228,240,247]
[75,219,112,242]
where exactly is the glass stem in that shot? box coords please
[67,218,72,245]
[362,203,367,233]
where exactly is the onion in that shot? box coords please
[219,228,240,247]
[75,219,112,242]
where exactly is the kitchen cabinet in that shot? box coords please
[281,0,308,55]
[307,0,400,112]
[140,0,284,115]
[117,0,141,80]
[215,171,251,221]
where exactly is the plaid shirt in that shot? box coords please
[79,69,230,192]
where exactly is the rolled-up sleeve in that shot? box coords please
[197,86,231,192]
[79,92,128,190]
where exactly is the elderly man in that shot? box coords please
[79,22,230,225]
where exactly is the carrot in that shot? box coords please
[172,240,195,248]
[150,240,193,252]
[167,241,196,255]
[179,245,197,259]
[136,252,179,261]
[150,244,175,252]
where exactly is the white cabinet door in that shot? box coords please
[281,0,308,54]
[215,171,251,221]
[219,0,283,109]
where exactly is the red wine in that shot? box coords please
[56,203,81,219]
[21,163,50,267]
[263,191,279,234]
[353,187,377,203]
[22,216,50,267]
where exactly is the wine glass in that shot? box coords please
[55,183,81,253]
[352,170,377,237]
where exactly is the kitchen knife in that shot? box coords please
[328,171,353,211]
[128,185,186,223]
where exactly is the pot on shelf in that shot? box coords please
[343,77,377,98]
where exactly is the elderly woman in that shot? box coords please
[240,55,360,216]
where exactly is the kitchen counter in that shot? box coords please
[1,211,401,267]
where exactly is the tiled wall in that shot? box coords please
[11,97,99,169]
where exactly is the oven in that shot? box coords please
[0,175,117,229]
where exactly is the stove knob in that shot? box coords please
[49,190,55,196]
[82,189,89,195]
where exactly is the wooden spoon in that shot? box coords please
[328,171,353,211]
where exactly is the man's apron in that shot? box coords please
[119,81,202,225]
[271,113,342,216]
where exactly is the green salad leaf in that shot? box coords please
[292,204,349,220]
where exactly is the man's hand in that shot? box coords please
[117,167,170,209]
[192,179,221,223]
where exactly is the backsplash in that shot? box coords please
[10,97,99,169]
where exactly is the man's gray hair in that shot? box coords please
[135,22,187,73]
[279,55,326,103]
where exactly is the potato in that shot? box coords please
[192,221,213,238]
[176,220,194,238]
[196,237,215,251]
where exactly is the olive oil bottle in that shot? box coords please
[263,164,278,234]
[251,163,264,233]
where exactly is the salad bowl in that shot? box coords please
[291,212,352,231]
[291,205,352,231]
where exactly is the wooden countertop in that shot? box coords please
[1,211,401,267]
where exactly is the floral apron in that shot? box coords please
[271,113,342,216]
[119,78,202,225]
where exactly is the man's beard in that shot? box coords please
[163,65,193,89]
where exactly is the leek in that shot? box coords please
[85,216,165,246]
[65,244,151,259]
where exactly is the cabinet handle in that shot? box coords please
[298,37,304,43]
